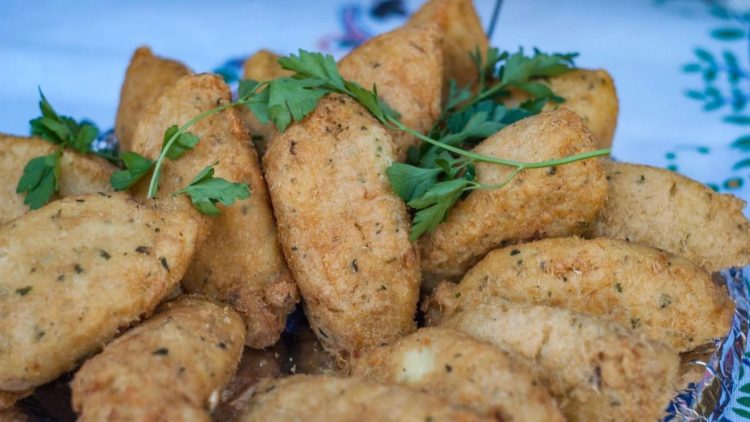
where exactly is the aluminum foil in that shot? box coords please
[665,267,750,421]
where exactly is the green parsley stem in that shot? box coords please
[454,82,508,115]
[388,117,610,170]
[147,105,230,198]
[471,166,523,191]
[146,83,265,199]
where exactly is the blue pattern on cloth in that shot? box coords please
[3,0,750,419]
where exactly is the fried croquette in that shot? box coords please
[0,193,204,393]
[590,161,750,272]
[442,303,680,422]
[505,69,619,149]
[264,94,420,358]
[425,237,734,351]
[406,0,488,90]
[0,134,115,224]
[418,109,608,284]
[352,327,564,421]
[71,297,245,422]
[236,375,488,422]
[115,46,191,152]
[131,73,299,348]
[339,25,443,160]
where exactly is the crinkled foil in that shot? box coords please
[665,267,749,421]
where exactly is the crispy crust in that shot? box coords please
[506,69,619,149]
[441,303,680,422]
[131,73,299,348]
[352,327,564,421]
[418,109,608,284]
[264,94,420,359]
[425,237,734,351]
[406,0,488,90]
[115,46,191,152]
[590,161,750,272]
[0,133,115,224]
[236,375,487,422]
[339,25,443,160]
[0,193,204,392]
[71,297,245,422]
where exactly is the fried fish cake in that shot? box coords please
[505,69,619,149]
[264,94,420,358]
[237,375,487,422]
[115,46,191,151]
[241,49,293,157]
[132,73,299,348]
[418,109,608,284]
[71,297,245,422]
[339,25,443,160]
[0,193,204,393]
[590,161,750,272]
[426,237,733,351]
[406,0,488,90]
[0,134,115,224]
[352,327,564,421]
[441,303,680,422]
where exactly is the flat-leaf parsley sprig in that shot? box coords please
[261,49,608,239]
[112,50,397,214]
[174,163,250,216]
[109,87,264,212]
[20,48,608,230]
[228,49,608,239]
[17,90,118,210]
[389,46,593,239]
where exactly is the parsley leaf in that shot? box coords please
[499,48,578,87]
[161,125,199,160]
[245,87,271,124]
[174,164,251,216]
[344,82,400,124]
[16,151,61,210]
[278,50,346,92]
[266,77,330,131]
[387,163,442,202]
[408,178,472,240]
[273,50,399,125]
[238,79,262,100]
[445,80,473,111]
[18,90,107,210]
[110,152,154,191]
[29,89,100,153]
